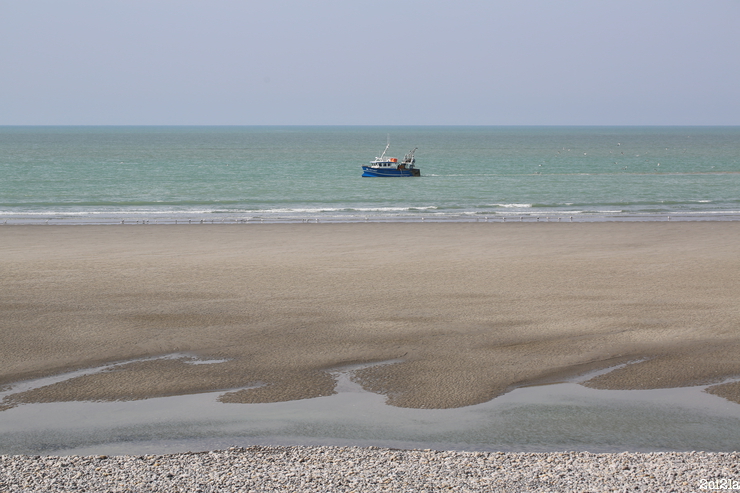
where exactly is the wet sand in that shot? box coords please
[1,222,740,410]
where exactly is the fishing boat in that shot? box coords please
[362,140,420,177]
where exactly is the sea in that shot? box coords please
[1,125,739,225]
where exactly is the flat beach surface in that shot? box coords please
[2,222,740,410]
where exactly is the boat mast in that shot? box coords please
[379,135,390,161]
[403,147,417,165]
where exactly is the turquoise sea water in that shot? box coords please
[1,126,739,224]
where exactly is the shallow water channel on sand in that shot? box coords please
[1,355,739,455]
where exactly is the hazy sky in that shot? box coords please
[2,1,739,125]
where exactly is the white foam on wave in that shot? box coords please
[491,203,533,208]
[0,210,219,217]
[250,206,439,214]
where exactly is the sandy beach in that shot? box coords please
[2,222,740,410]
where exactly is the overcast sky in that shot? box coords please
[2,0,739,125]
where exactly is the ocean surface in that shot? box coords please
[1,126,739,224]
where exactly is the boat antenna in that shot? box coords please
[379,134,390,161]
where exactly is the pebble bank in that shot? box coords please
[2,446,738,492]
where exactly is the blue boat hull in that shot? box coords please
[362,166,420,177]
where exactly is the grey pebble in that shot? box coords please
[1,446,738,492]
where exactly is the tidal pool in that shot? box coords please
[1,357,739,455]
